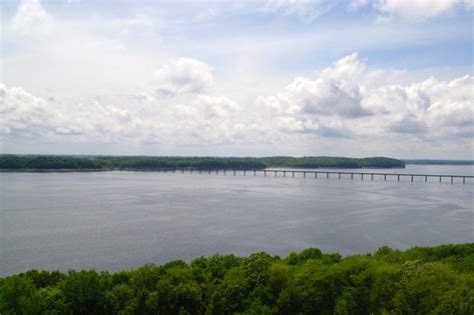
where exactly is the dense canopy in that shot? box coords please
[1,243,472,314]
[0,155,405,171]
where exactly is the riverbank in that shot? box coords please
[1,243,472,314]
[0,155,405,171]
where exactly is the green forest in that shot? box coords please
[1,243,472,314]
[0,155,405,171]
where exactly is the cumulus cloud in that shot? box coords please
[0,82,260,146]
[257,53,473,142]
[256,53,372,139]
[0,83,142,143]
[0,83,61,136]
[256,53,371,120]
[284,77,369,117]
[154,58,214,96]
[162,95,262,145]
[0,53,472,155]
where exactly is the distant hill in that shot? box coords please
[0,155,405,171]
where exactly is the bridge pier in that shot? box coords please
[169,169,471,184]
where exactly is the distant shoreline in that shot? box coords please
[1,163,471,173]
[1,155,473,173]
[0,155,406,171]
[403,160,474,165]
[0,166,410,173]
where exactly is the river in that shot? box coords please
[1,165,473,275]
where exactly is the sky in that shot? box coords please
[0,0,473,159]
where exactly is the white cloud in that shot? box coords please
[375,0,472,18]
[1,0,472,157]
[268,0,472,20]
[257,53,372,126]
[153,58,214,96]
[0,82,257,146]
[0,83,61,136]
[0,83,143,143]
[1,51,472,156]
[257,53,473,143]
[10,0,50,35]
[1,0,163,99]
[161,95,266,145]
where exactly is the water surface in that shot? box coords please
[1,165,473,275]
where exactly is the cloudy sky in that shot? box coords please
[0,0,473,158]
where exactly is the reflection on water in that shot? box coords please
[1,165,473,275]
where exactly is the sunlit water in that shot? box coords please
[1,165,473,275]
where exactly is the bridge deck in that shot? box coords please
[158,169,473,184]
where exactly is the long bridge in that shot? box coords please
[155,168,473,184]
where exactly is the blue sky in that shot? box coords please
[0,0,473,158]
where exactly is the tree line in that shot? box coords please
[1,243,472,314]
[0,155,405,171]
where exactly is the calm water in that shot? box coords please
[1,165,473,275]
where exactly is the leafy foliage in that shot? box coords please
[260,156,405,169]
[0,155,405,171]
[1,243,472,314]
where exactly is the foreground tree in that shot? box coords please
[1,243,473,314]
